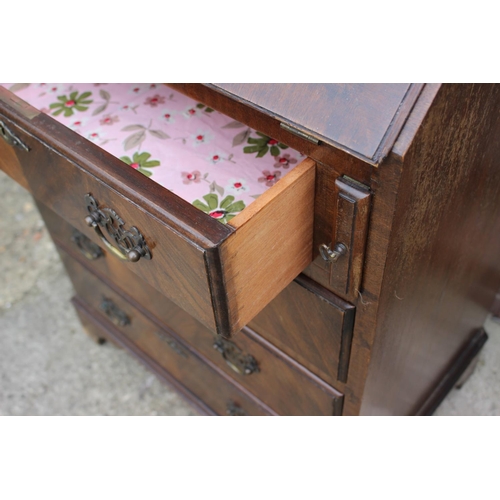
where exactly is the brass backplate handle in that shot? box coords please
[84,194,151,263]
[100,297,131,327]
[213,337,260,376]
[0,119,30,152]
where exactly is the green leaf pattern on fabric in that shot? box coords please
[192,193,246,224]
[196,103,214,113]
[243,132,288,158]
[49,91,93,117]
[120,152,160,177]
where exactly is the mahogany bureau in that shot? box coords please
[1,83,499,416]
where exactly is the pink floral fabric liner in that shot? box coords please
[1,83,304,223]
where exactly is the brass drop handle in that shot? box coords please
[84,194,151,263]
[319,242,348,263]
[100,297,131,327]
[226,401,248,416]
[213,337,260,376]
[85,215,138,261]
[0,119,30,152]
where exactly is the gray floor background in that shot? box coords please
[0,170,499,416]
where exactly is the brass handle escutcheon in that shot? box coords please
[0,119,30,152]
[84,194,151,263]
[100,297,131,327]
[213,337,260,376]
[71,230,104,261]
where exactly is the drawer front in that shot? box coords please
[249,275,355,384]
[0,98,223,332]
[56,243,343,416]
[40,202,354,387]
[72,288,271,417]
[0,87,315,337]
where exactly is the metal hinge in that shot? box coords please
[280,122,320,145]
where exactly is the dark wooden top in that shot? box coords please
[208,83,424,165]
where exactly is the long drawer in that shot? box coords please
[72,291,272,417]
[0,86,315,337]
[56,243,344,415]
[39,201,355,388]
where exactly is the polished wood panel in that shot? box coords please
[207,83,424,164]
[361,83,500,415]
[73,297,271,416]
[57,243,343,416]
[328,177,371,298]
[41,201,352,397]
[249,275,355,385]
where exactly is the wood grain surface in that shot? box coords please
[41,203,350,411]
[73,296,271,416]
[57,240,343,416]
[208,83,424,164]
[222,158,316,333]
[361,83,500,415]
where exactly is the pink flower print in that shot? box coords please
[181,171,202,184]
[183,106,199,118]
[148,84,158,90]
[226,178,248,193]
[191,130,213,147]
[120,104,133,112]
[129,84,147,95]
[274,153,297,169]
[160,109,176,124]
[144,94,165,107]
[69,117,89,130]
[46,84,63,94]
[87,129,105,142]
[207,151,223,164]
[99,114,119,126]
[258,170,281,187]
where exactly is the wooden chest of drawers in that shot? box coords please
[1,83,499,415]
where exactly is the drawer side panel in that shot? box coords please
[221,158,316,333]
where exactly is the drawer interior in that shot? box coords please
[1,83,304,224]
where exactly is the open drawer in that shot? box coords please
[0,84,315,337]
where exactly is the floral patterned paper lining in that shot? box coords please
[1,83,304,223]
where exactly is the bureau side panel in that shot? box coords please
[361,83,500,415]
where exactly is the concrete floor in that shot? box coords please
[0,170,499,416]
